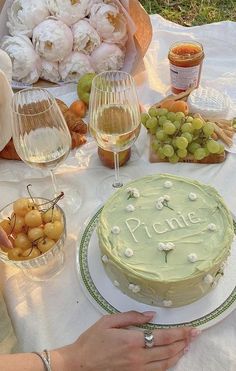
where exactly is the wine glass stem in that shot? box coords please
[113,152,123,188]
[50,169,59,196]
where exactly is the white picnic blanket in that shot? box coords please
[1,14,236,371]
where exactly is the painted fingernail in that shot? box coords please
[184,346,189,354]
[142,311,157,318]
[191,328,202,338]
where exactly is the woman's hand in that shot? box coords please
[55,311,200,371]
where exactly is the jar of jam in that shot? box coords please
[168,41,204,94]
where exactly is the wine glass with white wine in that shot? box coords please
[89,70,141,199]
[11,87,82,211]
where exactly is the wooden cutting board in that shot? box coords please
[149,134,226,164]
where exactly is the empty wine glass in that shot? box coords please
[89,70,141,199]
[11,87,82,211]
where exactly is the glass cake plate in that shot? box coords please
[76,207,236,330]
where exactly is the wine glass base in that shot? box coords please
[98,174,132,202]
[56,186,82,214]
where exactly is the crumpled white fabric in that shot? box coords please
[46,0,88,26]
[32,18,73,63]
[90,42,125,73]
[89,2,127,45]
[0,35,41,83]
[40,59,60,83]
[72,19,101,55]
[7,0,49,38]
[59,51,94,82]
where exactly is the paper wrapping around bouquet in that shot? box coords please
[0,0,153,88]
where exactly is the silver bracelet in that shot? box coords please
[33,349,51,371]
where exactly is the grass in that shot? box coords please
[139,0,236,26]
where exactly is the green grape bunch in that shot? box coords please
[141,106,225,163]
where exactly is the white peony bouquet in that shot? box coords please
[0,0,152,85]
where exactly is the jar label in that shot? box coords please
[169,63,201,90]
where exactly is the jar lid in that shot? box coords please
[168,41,204,60]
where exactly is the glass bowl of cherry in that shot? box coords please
[0,195,66,281]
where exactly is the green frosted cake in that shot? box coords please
[98,174,234,307]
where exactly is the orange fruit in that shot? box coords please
[170,100,189,115]
[160,99,175,110]
[69,100,87,118]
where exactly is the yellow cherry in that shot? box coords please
[25,210,42,228]
[8,247,25,261]
[44,221,64,241]
[38,238,55,254]
[22,247,41,260]
[42,207,62,223]
[10,213,26,234]
[13,233,32,250]
[28,227,44,242]
[13,198,35,217]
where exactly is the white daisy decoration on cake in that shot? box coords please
[165,242,175,250]
[156,196,174,211]
[163,300,172,307]
[163,194,170,201]
[211,280,218,288]
[128,284,140,294]
[111,226,120,234]
[126,204,135,212]
[158,242,175,263]
[158,242,166,251]
[101,255,108,264]
[164,180,173,188]
[155,201,164,210]
[208,223,217,231]
[124,248,134,258]
[204,274,214,284]
[132,285,140,294]
[113,280,120,287]
[188,253,198,263]
[189,192,197,201]
[127,188,140,200]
